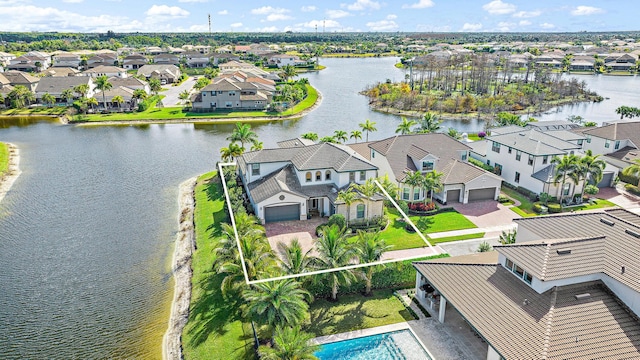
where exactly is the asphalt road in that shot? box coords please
[160,76,197,107]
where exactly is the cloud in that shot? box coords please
[343,0,381,11]
[178,0,208,2]
[461,22,483,31]
[301,5,316,12]
[512,10,541,18]
[62,0,83,3]
[540,22,555,29]
[402,0,434,9]
[497,21,515,31]
[326,9,350,19]
[265,13,292,21]
[251,6,289,15]
[571,6,604,16]
[145,5,189,17]
[217,10,228,15]
[230,22,243,28]
[387,14,397,20]
[519,20,531,26]
[482,0,516,15]
[366,19,398,31]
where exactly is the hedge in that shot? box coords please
[625,183,640,196]
[469,157,494,172]
[619,173,639,186]
[547,203,562,213]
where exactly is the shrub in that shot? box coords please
[477,241,492,252]
[532,202,544,213]
[625,183,640,196]
[469,157,494,172]
[547,203,562,213]
[498,195,511,203]
[408,202,437,212]
[397,200,410,215]
[327,214,346,230]
[619,172,639,186]
[516,186,538,201]
[478,131,486,138]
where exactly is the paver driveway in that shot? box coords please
[450,200,520,228]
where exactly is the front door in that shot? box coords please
[311,199,318,210]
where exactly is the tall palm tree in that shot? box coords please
[178,90,191,106]
[86,97,98,111]
[359,119,377,142]
[319,136,337,143]
[314,225,356,301]
[95,75,112,110]
[350,130,363,143]
[220,143,245,162]
[552,154,579,205]
[227,123,258,149]
[333,130,348,144]
[279,65,297,82]
[423,171,444,203]
[395,117,417,135]
[112,95,124,110]
[148,78,162,95]
[41,93,55,107]
[581,150,606,185]
[416,112,441,133]
[217,235,276,295]
[301,132,318,141]
[132,89,148,101]
[355,231,392,296]
[277,239,315,276]
[74,84,89,98]
[251,141,263,151]
[403,170,423,202]
[258,326,319,360]
[336,189,358,227]
[61,88,75,105]
[622,159,640,177]
[242,279,311,332]
[7,85,33,109]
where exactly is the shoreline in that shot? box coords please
[162,176,197,360]
[0,143,21,204]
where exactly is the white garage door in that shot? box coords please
[468,188,496,202]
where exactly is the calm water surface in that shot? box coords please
[0,57,636,359]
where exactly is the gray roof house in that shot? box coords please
[3,70,40,92]
[236,141,384,224]
[413,208,640,360]
[34,76,95,103]
[136,65,181,83]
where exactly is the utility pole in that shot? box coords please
[208,14,211,36]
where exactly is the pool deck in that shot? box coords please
[311,322,412,345]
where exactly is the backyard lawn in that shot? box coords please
[502,187,617,217]
[0,142,8,176]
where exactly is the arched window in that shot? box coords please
[316,171,322,181]
[325,170,331,180]
[356,204,365,219]
[306,172,312,182]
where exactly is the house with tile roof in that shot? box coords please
[136,64,181,84]
[34,76,95,104]
[350,134,503,204]
[413,208,640,360]
[3,70,40,92]
[52,52,81,69]
[236,139,384,224]
[82,65,128,79]
[191,73,275,112]
[578,120,640,176]
[122,54,149,70]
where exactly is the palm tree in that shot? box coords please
[447,127,462,140]
[41,93,55,107]
[416,112,441,133]
[319,136,337,143]
[74,84,89,98]
[7,85,33,109]
[242,279,311,332]
[220,142,245,162]
[258,326,319,360]
[355,231,392,296]
[499,229,517,245]
[61,88,75,105]
[227,123,258,149]
[301,132,318,141]
[148,78,162,95]
[359,119,377,142]
[251,141,263,151]
[336,189,358,227]
[581,150,606,185]
[333,130,348,144]
[95,75,112,110]
[132,89,148,101]
[395,117,417,135]
[622,159,640,177]
[112,95,124,110]
[423,171,443,203]
[403,170,423,203]
[552,154,579,205]
[350,130,363,143]
[217,236,276,296]
[86,97,98,111]
[314,224,356,301]
[178,90,191,106]
[277,239,315,276]
[280,64,297,82]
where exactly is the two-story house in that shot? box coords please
[351,134,503,204]
[182,51,210,68]
[236,139,384,224]
[413,208,640,360]
[153,53,180,66]
[136,65,181,84]
[122,54,149,70]
[86,54,118,69]
[82,65,128,79]
[578,120,640,180]
[34,76,95,104]
[191,76,274,112]
[52,52,81,68]
[266,54,306,68]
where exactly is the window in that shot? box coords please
[491,141,501,153]
[506,258,533,285]
[372,150,375,158]
[524,272,533,284]
[605,140,610,148]
[514,264,525,277]
[414,189,420,200]
[494,163,503,176]
[225,101,233,108]
[486,160,491,166]
[461,152,467,161]
[359,171,366,181]
[349,172,356,183]
[325,170,331,181]
[228,91,236,96]
[403,188,410,200]
[356,204,365,219]
[542,155,548,165]
[515,172,520,183]
[505,259,514,271]
[306,172,312,183]
[516,151,521,161]
[422,161,434,171]
[316,171,321,181]
[508,147,512,154]
[577,139,583,146]
[563,183,571,196]
[586,135,591,143]
[615,140,620,150]
[528,155,534,166]
[251,163,260,176]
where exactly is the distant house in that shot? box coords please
[122,54,149,70]
[41,67,81,77]
[569,56,595,71]
[52,52,81,68]
[578,120,640,177]
[0,73,13,104]
[0,51,16,67]
[210,53,240,66]
[93,86,137,110]
[144,46,163,55]
[7,55,49,72]
[108,76,150,94]
[191,77,273,111]
[136,64,181,84]
[86,54,118,69]
[182,51,210,68]
[82,65,128,79]
[237,140,384,224]
[3,70,40,92]
[34,76,95,104]
[266,54,307,68]
[153,53,180,66]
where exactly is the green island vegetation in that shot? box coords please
[0,142,9,176]
[363,53,603,121]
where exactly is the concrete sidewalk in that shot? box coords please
[428,223,517,239]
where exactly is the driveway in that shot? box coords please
[159,76,197,107]
[450,200,520,228]
[597,184,640,210]
[265,218,327,259]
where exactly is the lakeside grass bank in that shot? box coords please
[0,142,21,204]
[0,142,8,176]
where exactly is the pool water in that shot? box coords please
[315,329,432,360]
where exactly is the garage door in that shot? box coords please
[468,188,496,202]
[446,190,461,203]
[597,173,614,188]
[264,204,300,223]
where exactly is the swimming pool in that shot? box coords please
[314,329,432,360]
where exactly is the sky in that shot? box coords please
[0,0,636,33]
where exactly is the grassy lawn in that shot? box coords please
[1,107,67,116]
[501,187,537,216]
[430,232,486,244]
[181,171,255,360]
[568,198,616,211]
[0,142,9,175]
[305,289,414,337]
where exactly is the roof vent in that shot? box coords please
[556,248,572,255]
[574,293,591,300]
[600,218,615,226]
[519,133,525,136]
[625,229,640,238]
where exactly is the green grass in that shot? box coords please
[501,188,536,215]
[0,107,67,116]
[430,232,486,244]
[305,289,414,337]
[181,172,255,360]
[0,142,9,176]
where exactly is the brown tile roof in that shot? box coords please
[604,146,640,166]
[414,258,640,359]
[347,141,375,161]
[3,70,39,84]
[583,121,640,146]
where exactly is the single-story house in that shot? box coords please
[136,64,181,84]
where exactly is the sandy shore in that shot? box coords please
[0,143,21,204]
[162,176,197,360]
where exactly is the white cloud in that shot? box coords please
[540,22,555,29]
[217,10,228,15]
[299,19,341,29]
[343,0,381,11]
[265,13,292,21]
[145,5,189,18]
[326,9,350,19]
[366,19,398,31]
[62,0,83,3]
[189,24,208,31]
[230,22,243,28]
[497,21,515,31]
[571,6,605,16]
[519,20,531,26]
[461,22,483,31]
[178,0,208,2]
[251,6,289,15]
[301,5,316,12]
[512,10,541,18]
[387,14,397,20]
[482,0,516,15]
[402,0,434,9]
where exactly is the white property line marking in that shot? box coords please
[218,163,440,285]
